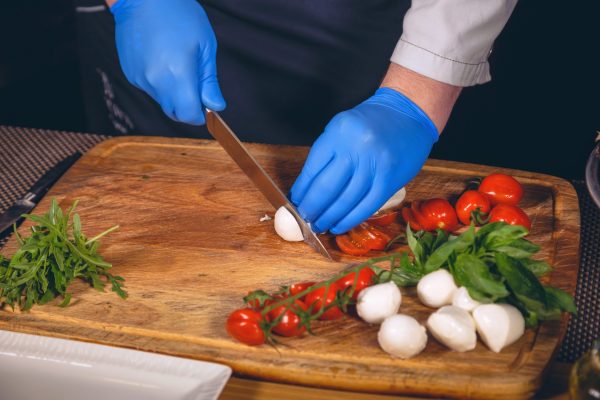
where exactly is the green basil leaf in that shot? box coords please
[451,253,509,302]
[544,286,577,315]
[406,226,423,266]
[520,259,553,277]
[483,223,529,249]
[424,225,475,273]
[494,238,540,258]
[495,253,547,307]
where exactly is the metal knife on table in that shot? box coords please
[206,110,332,260]
[0,152,81,235]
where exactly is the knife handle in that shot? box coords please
[28,152,82,200]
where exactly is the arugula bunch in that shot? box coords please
[0,198,126,311]
[379,222,576,327]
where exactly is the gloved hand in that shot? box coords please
[110,0,225,125]
[290,87,439,234]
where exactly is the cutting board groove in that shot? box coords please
[0,136,579,399]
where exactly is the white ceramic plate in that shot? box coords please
[0,330,231,400]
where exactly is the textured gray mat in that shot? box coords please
[0,125,598,363]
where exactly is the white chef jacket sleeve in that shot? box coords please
[391,0,518,87]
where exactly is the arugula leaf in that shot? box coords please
[450,253,509,302]
[0,198,126,310]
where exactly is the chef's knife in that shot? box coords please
[205,110,332,260]
[0,152,81,235]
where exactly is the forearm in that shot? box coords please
[105,0,118,6]
[380,63,461,133]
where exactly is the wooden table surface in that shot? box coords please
[219,362,572,399]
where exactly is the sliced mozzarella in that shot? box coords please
[357,282,402,324]
[274,206,304,242]
[378,314,427,359]
[427,305,477,352]
[452,287,481,312]
[472,304,525,353]
[417,269,458,308]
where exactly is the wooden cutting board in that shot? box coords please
[0,136,579,399]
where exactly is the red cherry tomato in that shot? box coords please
[267,299,308,337]
[488,204,531,231]
[455,190,491,225]
[289,282,315,300]
[413,199,459,232]
[348,223,392,251]
[226,308,267,346]
[366,211,398,226]
[304,282,344,320]
[335,234,370,256]
[244,290,273,309]
[401,206,423,231]
[335,268,376,300]
[478,173,523,206]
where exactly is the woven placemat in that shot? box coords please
[0,125,598,363]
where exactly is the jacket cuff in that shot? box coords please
[390,37,492,87]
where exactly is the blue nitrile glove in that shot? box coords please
[110,0,225,125]
[290,87,439,234]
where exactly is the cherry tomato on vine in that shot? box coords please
[226,308,267,346]
[335,234,370,256]
[401,206,423,231]
[304,282,344,320]
[455,190,491,225]
[478,173,523,206]
[489,204,531,231]
[366,211,398,227]
[335,268,376,300]
[289,282,315,300]
[412,199,459,232]
[244,290,272,309]
[267,299,308,337]
[348,223,392,251]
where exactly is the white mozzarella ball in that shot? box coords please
[378,187,406,212]
[452,287,481,312]
[417,269,458,308]
[274,206,304,242]
[356,282,402,324]
[427,306,477,352]
[472,304,525,353]
[378,314,427,359]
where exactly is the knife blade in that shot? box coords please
[0,152,81,235]
[205,110,332,260]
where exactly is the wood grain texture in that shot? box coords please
[0,136,580,399]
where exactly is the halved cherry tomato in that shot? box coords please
[478,173,523,206]
[304,282,344,320]
[401,206,423,231]
[348,223,392,251]
[289,282,315,301]
[413,199,459,232]
[488,204,531,231]
[455,190,491,225]
[226,308,267,346]
[335,268,376,300]
[335,234,370,256]
[267,299,308,337]
[367,211,398,227]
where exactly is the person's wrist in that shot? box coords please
[380,63,461,133]
[105,0,119,7]
[367,87,439,143]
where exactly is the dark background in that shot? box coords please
[0,1,597,180]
